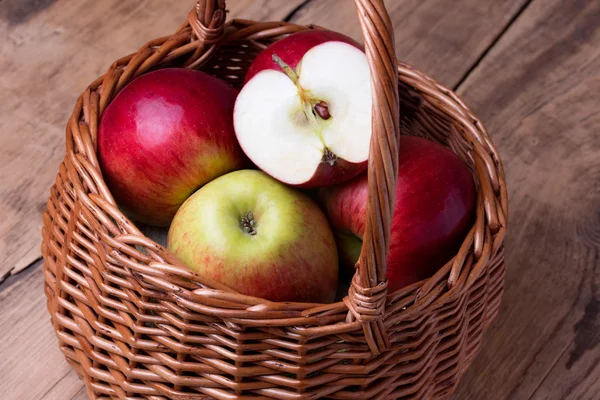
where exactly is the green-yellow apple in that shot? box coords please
[320,136,476,292]
[234,31,371,188]
[98,68,248,227]
[167,170,339,303]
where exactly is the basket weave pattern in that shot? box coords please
[42,1,508,398]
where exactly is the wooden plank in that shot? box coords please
[0,0,304,282]
[70,388,89,400]
[0,260,86,399]
[453,0,600,398]
[289,0,529,89]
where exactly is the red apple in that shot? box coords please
[168,170,339,303]
[98,68,248,226]
[234,31,371,188]
[320,136,476,292]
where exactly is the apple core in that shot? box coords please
[272,53,338,165]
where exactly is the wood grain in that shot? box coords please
[454,0,600,398]
[289,0,529,89]
[0,0,304,283]
[0,260,86,399]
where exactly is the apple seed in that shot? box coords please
[314,101,331,120]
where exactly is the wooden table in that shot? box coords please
[1,0,599,399]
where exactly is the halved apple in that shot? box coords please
[234,34,372,188]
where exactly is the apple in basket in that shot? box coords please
[98,68,248,227]
[234,30,372,188]
[167,170,339,303]
[320,136,476,292]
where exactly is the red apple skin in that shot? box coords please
[98,68,249,226]
[245,30,362,83]
[292,158,366,189]
[319,136,476,292]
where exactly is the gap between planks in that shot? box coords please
[0,255,42,288]
[283,0,313,22]
[527,341,576,399]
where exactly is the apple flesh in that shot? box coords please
[234,31,372,188]
[320,136,476,292]
[98,68,248,227]
[167,170,339,303]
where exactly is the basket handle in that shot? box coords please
[192,0,400,356]
[346,0,400,356]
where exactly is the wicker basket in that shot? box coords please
[42,0,508,398]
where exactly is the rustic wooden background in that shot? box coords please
[1,0,599,399]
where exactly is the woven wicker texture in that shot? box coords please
[42,0,508,398]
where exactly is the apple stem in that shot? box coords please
[241,212,257,235]
[272,54,300,86]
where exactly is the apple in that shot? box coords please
[320,136,476,292]
[234,30,372,188]
[98,68,248,226]
[167,170,339,303]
